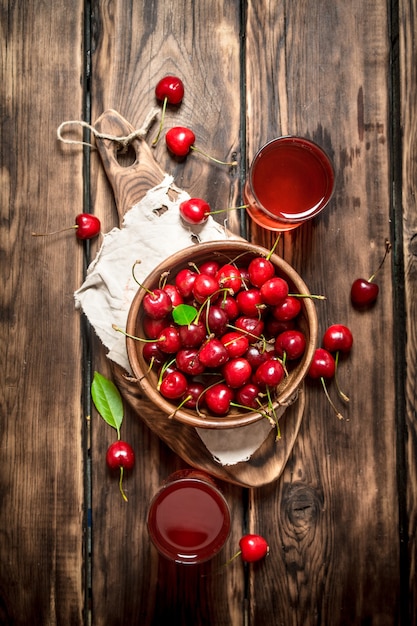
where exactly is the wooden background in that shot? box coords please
[1,0,416,624]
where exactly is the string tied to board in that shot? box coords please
[56,106,160,150]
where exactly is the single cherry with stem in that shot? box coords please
[166,126,237,166]
[225,534,270,565]
[322,324,353,402]
[32,213,101,240]
[153,75,184,145]
[106,441,135,502]
[179,197,248,225]
[308,348,343,420]
[351,239,392,306]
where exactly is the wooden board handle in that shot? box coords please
[94,109,165,223]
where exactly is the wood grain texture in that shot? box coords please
[0,2,85,624]
[246,1,401,624]
[2,0,415,623]
[400,0,417,623]
[88,2,245,624]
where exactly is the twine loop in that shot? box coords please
[57,106,160,150]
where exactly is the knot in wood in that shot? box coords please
[282,483,323,531]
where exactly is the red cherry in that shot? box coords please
[260,277,289,306]
[155,75,184,105]
[192,273,219,303]
[106,440,135,471]
[218,294,240,320]
[272,295,302,321]
[322,324,353,353]
[234,316,265,343]
[350,240,391,307]
[254,358,285,388]
[175,348,205,376]
[205,305,228,337]
[159,370,188,399]
[248,257,275,287]
[142,315,169,339]
[222,357,252,388]
[308,348,343,420]
[166,126,196,157]
[220,331,249,358]
[265,317,296,336]
[163,284,183,307]
[236,288,264,317]
[308,348,335,379]
[351,278,379,306]
[238,534,269,562]
[275,329,307,360]
[157,326,181,353]
[178,320,206,348]
[204,383,234,415]
[184,381,206,409]
[245,345,270,369]
[216,264,243,295]
[165,126,237,166]
[106,440,135,502]
[199,260,220,277]
[75,213,101,239]
[142,342,166,368]
[32,213,101,240]
[179,198,211,225]
[143,288,173,320]
[235,383,262,409]
[175,268,197,298]
[198,338,229,368]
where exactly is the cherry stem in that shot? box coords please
[207,204,248,216]
[157,358,176,391]
[334,352,350,402]
[152,97,167,146]
[320,377,343,420]
[368,239,392,282]
[119,467,128,502]
[112,324,155,343]
[190,145,238,166]
[32,225,78,236]
[200,550,242,578]
[289,293,327,300]
[169,395,193,419]
[131,260,157,297]
[266,235,281,261]
[266,386,281,440]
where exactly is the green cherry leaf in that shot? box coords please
[91,371,124,439]
[172,304,198,326]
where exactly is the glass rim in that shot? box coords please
[247,135,335,225]
[147,475,231,565]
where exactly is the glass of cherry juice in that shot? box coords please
[244,136,335,231]
[147,469,231,565]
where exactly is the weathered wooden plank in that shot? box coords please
[88,2,244,624]
[0,2,85,624]
[246,1,400,624]
[400,0,417,623]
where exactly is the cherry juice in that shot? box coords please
[147,470,231,564]
[244,136,334,231]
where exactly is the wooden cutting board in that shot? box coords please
[93,109,304,487]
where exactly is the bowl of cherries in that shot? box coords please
[126,241,318,429]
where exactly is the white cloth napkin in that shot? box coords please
[74,174,275,465]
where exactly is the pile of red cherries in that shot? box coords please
[139,252,310,419]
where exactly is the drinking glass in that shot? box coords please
[147,469,231,565]
[244,136,335,231]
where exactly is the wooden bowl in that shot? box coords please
[126,241,318,429]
